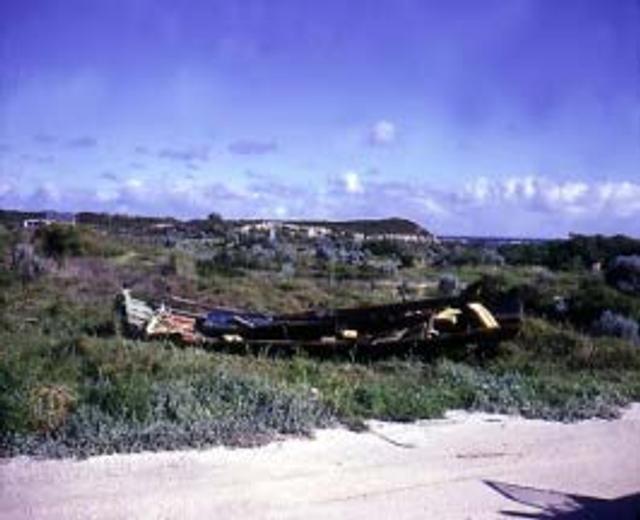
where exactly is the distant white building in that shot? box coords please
[239,221,277,234]
[23,211,76,229]
[239,221,333,240]
[305,225,331,239]
[364,233,432,243]
[235,220,435,244]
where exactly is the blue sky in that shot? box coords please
[0,0,638,236]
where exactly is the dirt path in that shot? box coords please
[2,405,639,519]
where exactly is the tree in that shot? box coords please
[37,224,83,265]
[11,243,47,282]
[204,212,226,235]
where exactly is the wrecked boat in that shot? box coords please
[115,288,522,359]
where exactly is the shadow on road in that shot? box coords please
[485,480,640,519]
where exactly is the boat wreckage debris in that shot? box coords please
[115,287,522,359]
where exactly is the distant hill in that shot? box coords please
[237,217,434,238]
[0,209,46,226]
[0,209,433,240]
[300,218,433,238]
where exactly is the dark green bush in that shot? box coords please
[365,239,420,268]
[37,224,84,262]
[196,257,245,278]
[35,224,124,263]
[514,318,640,371]
[500,234,640,271]
[438,273,460,296]
[569,278,640,326]
[591,310,639,345]
[606,255,640,296]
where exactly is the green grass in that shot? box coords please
[1,231,639,458]
[194,270,398,313]
[2,314,639,458]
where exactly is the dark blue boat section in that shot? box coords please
[200,309,274,335]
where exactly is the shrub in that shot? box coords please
[513,318,640,371]
[164,252,197,279]
[437,245,506,267]
[365,239,419,268]
[479,248,505,266]
[438,273,460,297]
[516,318,587,358]
[28,384,76,433]
[196,257,244,278]
[436,360,627,421]
[36,224,84,263]
[11,242,48,282]
[606,255,640,296]
[499,234,640,271]
[568,278,640,326]
[463,273,512,308]
[0,367,333,458]
[591,311,639,345]
[0,224,13,258]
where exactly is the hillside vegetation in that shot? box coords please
[0,217,639,458]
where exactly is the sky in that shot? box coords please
[0,0,639,237]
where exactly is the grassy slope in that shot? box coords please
[1,233,639,458]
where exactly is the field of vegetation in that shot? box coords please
[1,219,639,458]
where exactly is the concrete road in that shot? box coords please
[2,405,639,519]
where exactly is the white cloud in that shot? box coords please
[420,196,449,217]
[274,205,288,218]
[3,174,639,237]
[458,176,640,220]
[32,182,62,204]
[124,178,144,190]
[368,120,396,146]
[463,176,493,203]
[595,181,640,217]
[343,170,364,194]
[0,180,14,198]
[95,188,118,203]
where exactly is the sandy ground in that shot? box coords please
[1,405,639,520]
